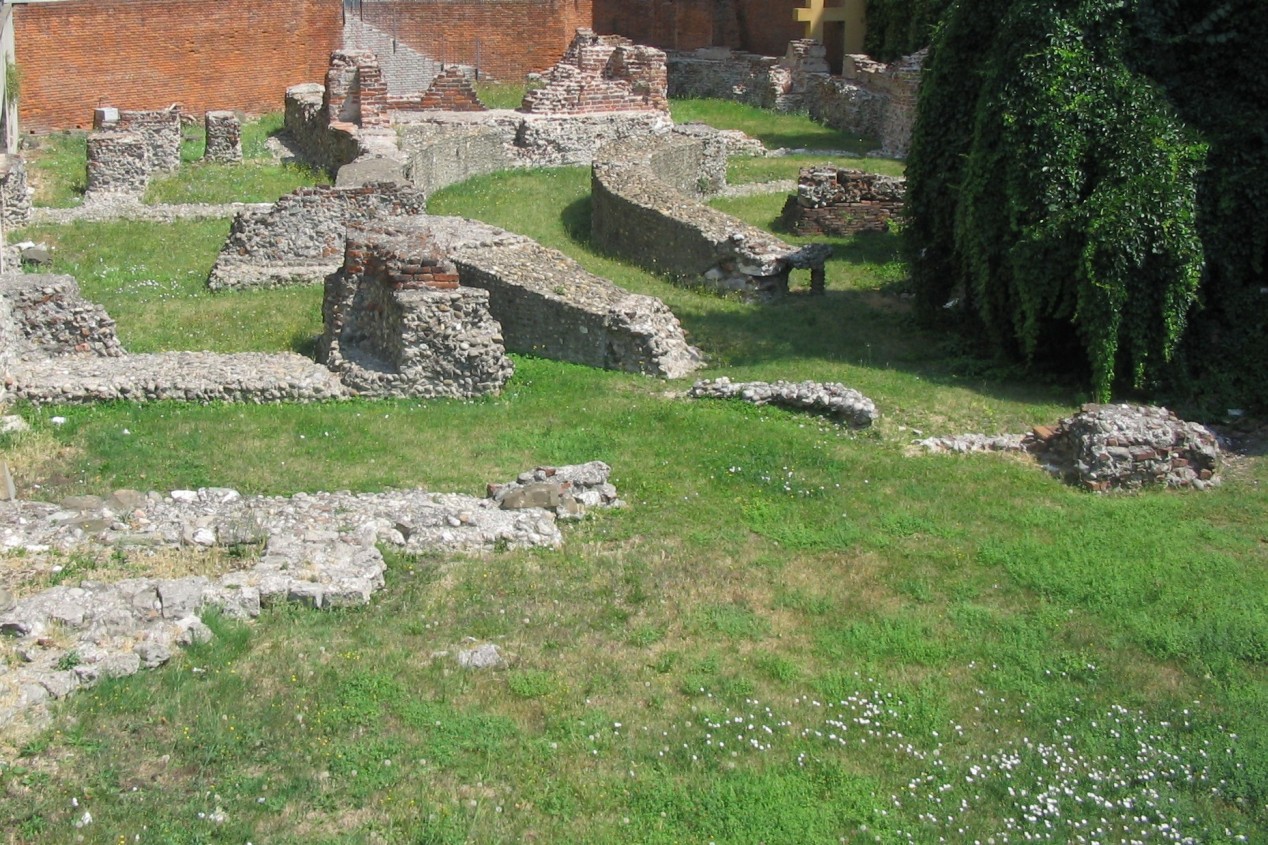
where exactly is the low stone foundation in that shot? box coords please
[85,132,151,198]
[592,133,830,301]
[690,378,877,427]
[319,223,514,399]
[207,183,428,290]
[780,166,906,236]
[204,111,243,163]
[0,462,615,733]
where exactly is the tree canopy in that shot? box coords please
[905,0,1268,410]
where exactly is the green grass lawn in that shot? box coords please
[1,101,1265,844]
[23,113,322,208]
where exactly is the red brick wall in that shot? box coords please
[591,0,719,51]
[592,0,804,56]
[14,0,341,132]
[736,0,805,58]
[357,0,595,83]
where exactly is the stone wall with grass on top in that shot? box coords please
[0,154,32,230]
[591,131,830,301]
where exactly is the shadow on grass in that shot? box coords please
[750,131,873,153]
[561,194,593,247]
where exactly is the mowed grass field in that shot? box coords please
[1,105,1264,844]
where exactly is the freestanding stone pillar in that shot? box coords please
[204,111,243,163]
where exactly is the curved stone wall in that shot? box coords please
[591,132,829,301]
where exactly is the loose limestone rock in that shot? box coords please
[690,377,877,427]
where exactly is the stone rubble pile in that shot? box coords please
[917,403,1222,492]
[689,377,877,427]
[0,463,620,733]
[488,461,623,520]
[1037,403,1221,492]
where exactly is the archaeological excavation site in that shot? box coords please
[0,2,1262,842]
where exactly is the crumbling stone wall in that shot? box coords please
[405,67,488,112]
[668,41,925,157]
[0,154,32,230]
[806,49,925,158]
[207,183,428,290]
[427,216,702,378]
[522,29,669,115]
[591,133,830,301]
[780,166,906,236]
[0,274,125,360]
[85,132,151,198]
[204,111,243,163]
[284,83,365,175]
[398,124,511,196]
[288,46,675,181]
[116,108,183,172]
[325,50,390,128]
[319,223,513,399]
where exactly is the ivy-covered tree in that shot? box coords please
[864,0,953,60]
[906,0,1266,409]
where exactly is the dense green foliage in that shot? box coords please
[864,0,952,60]
[906,0,1266,410]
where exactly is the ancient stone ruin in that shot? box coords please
[82,107,184,200]
[0,462,621,733]
[0,274,124,363]
[669,41,925,158]
[207,183,430,290]
[85,132,152,198]
[203,110,243,163]
[522,29,669,115]
[0,155,32,230]
[918,403,1222,492]
[591,132,831,301]
[690,378,877,427]
[283,37,676,192]
[780,166,905,236]
[205,183,702,380]
[319,222,515,399]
